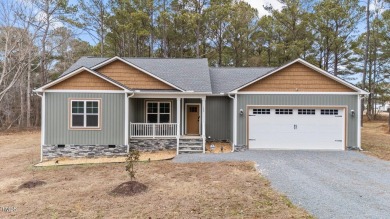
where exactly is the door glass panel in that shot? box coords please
[189,106,197,112]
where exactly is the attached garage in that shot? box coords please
[228,59,369,151]
[248,107,346,150]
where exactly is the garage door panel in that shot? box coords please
[248,108,345,150]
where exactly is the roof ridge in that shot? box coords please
[80,56,207,60]
[210,67,276,69]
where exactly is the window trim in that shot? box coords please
[68,98,102,130]
[145,100,172,123]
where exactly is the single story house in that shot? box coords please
[34,57,368,161]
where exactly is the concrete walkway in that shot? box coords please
[174,151,390,219]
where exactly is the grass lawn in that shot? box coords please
[361,114,390,161]
[0,131,311,218]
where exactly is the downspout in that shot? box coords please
[228,93,236,152]
[126,91,135,153]
[357,94,364,151]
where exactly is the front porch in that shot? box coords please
[126,96,206,154]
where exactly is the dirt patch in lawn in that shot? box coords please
[110,181,148,196]
[362,120,390,161]
[36,150,176,167]
[18,180,47,189]
[206,141,232,153]
[0,131,311,218]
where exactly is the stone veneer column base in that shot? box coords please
[234,144,248,152]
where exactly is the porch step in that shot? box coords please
[178,149,203,153]
[178,138,203,154]
[179,145,202,148]
[179,139,203,143]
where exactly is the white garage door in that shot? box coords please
[248,108,345,150]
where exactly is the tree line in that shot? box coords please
[0,0,389,129]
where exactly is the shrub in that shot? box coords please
[125,149,140,181]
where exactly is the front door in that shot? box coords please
[186,105,200,135]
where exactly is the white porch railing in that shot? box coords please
[130,123,177,138]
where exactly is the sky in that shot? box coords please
[243,0,285,17]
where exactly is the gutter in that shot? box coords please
[126,91,135,153]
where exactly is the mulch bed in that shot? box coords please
[18,180,46,189]
[110,181,148,196]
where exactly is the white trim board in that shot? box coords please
[133,94,208,99]
[234,92,361,95]
[232,58,369,94]
[40,92,45,162]
[90,56,185,92]
[34,67,129,92]
[44,90,126,93]
[357,95,362,150]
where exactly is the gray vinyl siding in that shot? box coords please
[236,94,359,147]
[206,96,232,141]
[129,98,177,123]
[45,93,125,145]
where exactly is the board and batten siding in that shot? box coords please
[45,93,125,145]
[236,94,359,148]
[205,96,232,141]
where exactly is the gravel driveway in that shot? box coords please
[174,151,390,219]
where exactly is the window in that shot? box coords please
[275,109,293,115]
[253,109,270,114]
[189,106,198,112]
[146,101,171,123]
[70,99,100,129]
[298,109,316,115]
[321,109,338,115]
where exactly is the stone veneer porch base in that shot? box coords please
[42,139,178,160]
[129,138,177,151]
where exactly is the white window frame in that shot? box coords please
[145,101,172,123]
[69,99,101,130]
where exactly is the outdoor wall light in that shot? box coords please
[351,110,355,117]
[240,109,244,115]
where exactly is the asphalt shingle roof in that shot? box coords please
[209,67,275,94]
[62,57,212,92]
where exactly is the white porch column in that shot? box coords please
[233,94,237,148]
[357,95,362,150]
[181,98,184,135]
[176,97,181,155]
[124,93,129,152]
[201,97,206,153]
